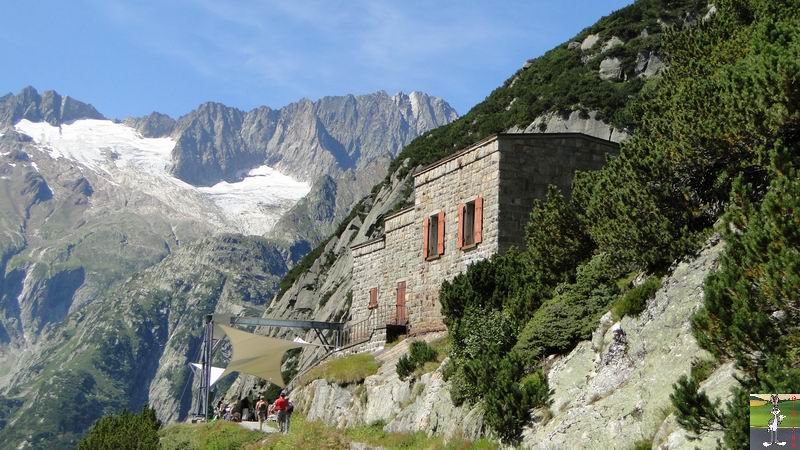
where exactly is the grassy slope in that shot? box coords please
[160,415,498,450]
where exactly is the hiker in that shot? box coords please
[273,390,289,433]
[214,400,223,420]
[240,396,251,421]
[255,395,269,432]
[285,396,295,433]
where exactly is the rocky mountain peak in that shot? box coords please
[123,111,176,138]
[167,91,457,187]
[0,86,104,127]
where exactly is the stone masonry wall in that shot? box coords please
[410,138,502,333]
[497,135,617,250]
[350,208,417,327]
[351,237,385,323]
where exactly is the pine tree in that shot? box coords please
[525,185,593,285]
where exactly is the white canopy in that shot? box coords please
[189,363,226,386]
[216,324,316,387]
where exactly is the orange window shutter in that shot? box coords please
[437,211,445,255]
[369,287,378,309]
[456,203,464,249]
[422,216,429,259]
[474,195,483,244]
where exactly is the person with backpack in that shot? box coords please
[255,395,269,432]
[273,390,289,433]
[285,397,295,433]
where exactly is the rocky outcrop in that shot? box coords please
[635,52,665,78]
[0,86,104,127]
[291,334,486,441]
[515,110,629,142]
[599,57,623,80]
[123,111,176,138]
[521,236,738,449]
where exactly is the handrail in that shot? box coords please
[341,304,407,347]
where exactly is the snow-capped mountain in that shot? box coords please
[0,86,457,449]
[14,119,310,235]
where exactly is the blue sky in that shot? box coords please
[1,0,633,119]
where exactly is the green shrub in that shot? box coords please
[396,355,414,380]
[612,275,662,319]
[526,185,593,286]
[409,341,437,366]
[483,353,550,444]
[396,341,439,380]
[78,406,161,450]
[630,439,653,450]
[514,254,621,363]
[689,357,719,383]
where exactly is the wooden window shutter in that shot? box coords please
[422,216,429,259]
[456,203,465,249]
[396,281,406,323]
[474,195,483,244]
[368,287,378,309]
[437,211,445,255]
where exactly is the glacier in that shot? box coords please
[14,119,310,235]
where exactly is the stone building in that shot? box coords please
[348,133,617,344]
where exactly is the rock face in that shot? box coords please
[290,333,486,441]
[517,110,629,142]
[123,111,176,137]
[0,86,104,127]
[169,91,457,187]
[521,236,738,449]
[599,57,623,80]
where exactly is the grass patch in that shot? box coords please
[253,415,498,450]
[160,421,265,450]
[298,353,380,386]
[345,420,499,450]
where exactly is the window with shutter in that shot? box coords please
[437,211,445,256]
[422,216,429,259]
[474,195,483,244]
[425,214,440,260]
[462,200,476,247]
[368,287,378,309]
[456,203,465,249]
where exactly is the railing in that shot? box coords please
[341,304,407,347]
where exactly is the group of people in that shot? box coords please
[214,390,294,433]
[256,390,293,433]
